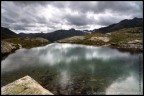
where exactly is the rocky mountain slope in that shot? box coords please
[1,17,143,54]
[1,37,49,57]
[56,27,143,52]
[1,27,18,39]
[19,28,86,42]
[56,17,143,52]
[90,17,143,33]
[1,27,50,57]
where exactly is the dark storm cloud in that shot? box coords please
[64,13,95,26]
[1,1,143,33]
[66,1,142,15]
[96,16,122,26]
[2,1,49,29]
[13,1,53,7]
[10,25,27,30]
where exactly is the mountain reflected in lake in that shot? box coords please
[1,43,143,95]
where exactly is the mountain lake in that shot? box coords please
[1,43,143,95]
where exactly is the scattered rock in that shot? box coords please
[120,39,143,49]
[102,44,111,47]
[18,44,22,48]
[30,37,49,43]
[89,37,110,42]
[106,33,111,35]
[67,36,85,40]
[128,39,142,44]
[57,36,85,43]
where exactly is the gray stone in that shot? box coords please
[18,44,22,48]
[1,76,54,95]
[128,40,142,44]
[1,41,18,55]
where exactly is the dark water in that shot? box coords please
[1,43,143,95]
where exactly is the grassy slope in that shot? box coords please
[3,37,50,49]
[57,27,143,52]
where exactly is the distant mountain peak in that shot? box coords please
[1,27,18,39]
[19,28,86,42]
[92,17,143,33]
[133,17,140,20]
[69,28,75,31]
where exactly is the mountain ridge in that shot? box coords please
[19,28,86,42]
[1,27,18,39]
[91,17,143,33]
[1,17,143,41]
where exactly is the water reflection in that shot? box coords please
[106,73,142,95]
[1,43,143,95]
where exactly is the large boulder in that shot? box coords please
[1,41,18,55]
[1,41,22,56]
[1,76,54,95]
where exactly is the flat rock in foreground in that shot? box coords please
[1,76,54,95]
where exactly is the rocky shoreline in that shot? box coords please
[55,41,143,54]
[56,26,143,53]
[1,37,49,59]
[1,41,22,57]
[60,42,143,53]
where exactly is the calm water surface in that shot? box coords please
[1,43,143,95]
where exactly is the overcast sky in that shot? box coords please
[1,1,143,34]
